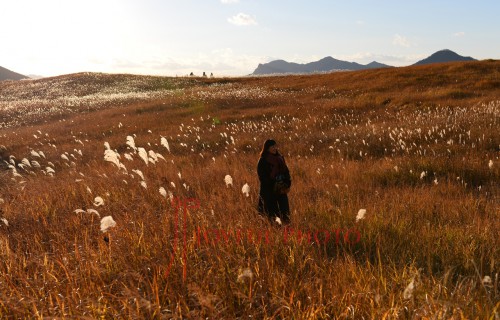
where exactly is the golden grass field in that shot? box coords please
[0,60,499,319]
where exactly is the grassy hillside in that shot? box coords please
[0,60,499,318]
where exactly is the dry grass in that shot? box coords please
[0,60,499,318]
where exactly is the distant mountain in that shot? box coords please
[0,66,28,81]
[252,49,478,75]
[252,56,393,75]
[413,49,475,66]
[365,61,393,69]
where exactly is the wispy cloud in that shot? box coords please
[453,31,465,37]
[228,13,257,26]
[392,34,411,47]
[221,0,239,3]
[355,20,365,25]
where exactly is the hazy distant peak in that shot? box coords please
[0,66,28,81]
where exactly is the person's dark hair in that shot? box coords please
[260,139,276,157]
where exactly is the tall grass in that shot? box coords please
[0,60,498,318]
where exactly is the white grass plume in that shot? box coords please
[161,137,170,152]
[21,158,31,167]
[403,278,415,300]
[132,169,145,180]
[420,171,426,179]
[483,275,492,286]
[30,150,41,158]
[75,208,101,217]
[356,209,367,222]
[46,167,55,176]
[138,148,149,165]
[104,149,120,167]
[148,150,158,163]
[31,161,41,168]
[156,153,166,161]
[126,136,137,151]
[242,183,250,197]
[159,187,167,198]
[100,216,116,233]
[225,175,233,187]
[93,196,104,207]
[87,209,100,217]
[237,268,254,283]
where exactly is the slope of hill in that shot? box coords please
[0,66,28,81]
[0,72,198,128]
[0,59,498,318]
[413,49,476,65]
[252,56,392,75]
[1,60,498,130]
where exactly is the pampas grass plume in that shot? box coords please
[242,183,250,197]
[94,196,104,207]
[100,216,116,233]
[225,175,233,187]
[356,209,367,222]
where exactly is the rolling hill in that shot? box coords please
[0,59,498,318]
[0,66,28,81]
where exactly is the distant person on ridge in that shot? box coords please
[257,139,292,225]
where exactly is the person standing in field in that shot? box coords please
[257,139,292,225]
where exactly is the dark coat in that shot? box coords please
[257,154,291,195]
[257,153,291,220]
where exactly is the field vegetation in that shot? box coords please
[0,60,499,318]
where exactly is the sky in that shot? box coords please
[1,0,499,77]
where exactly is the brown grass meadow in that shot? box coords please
[0,60,499,318]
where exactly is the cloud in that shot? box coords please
[355,20,365,25]
[221,0,239,3]
[392,34,411,47]
[453,31,465,37]
[228,13,257,26]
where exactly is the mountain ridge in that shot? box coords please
[252,57,392,75]
[252,49,476,75]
